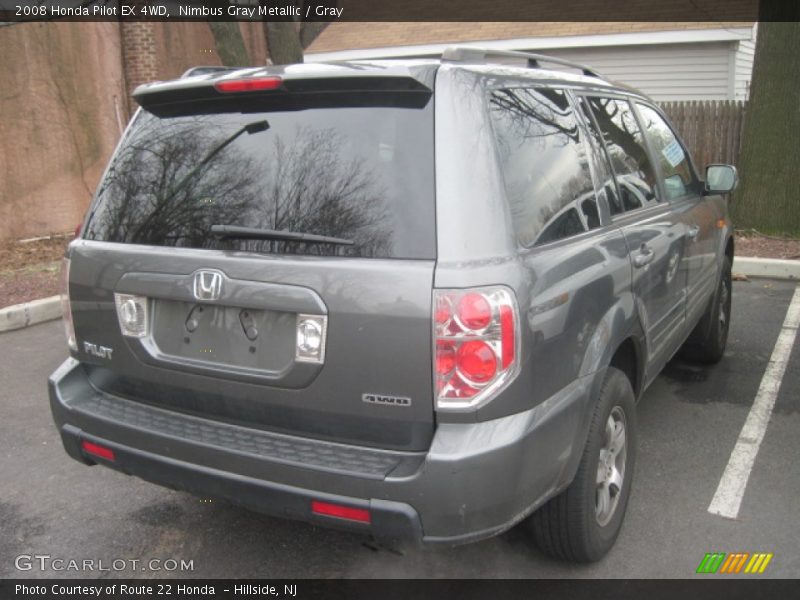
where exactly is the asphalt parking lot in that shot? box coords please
[1,278,798,579]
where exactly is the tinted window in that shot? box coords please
[584,97,660,212]
[576,96,623,216]
[636,103,698,200]
[85,102,435,259]
[488,87,599,247]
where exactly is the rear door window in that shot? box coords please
[583,97,661,213]
[85,100,435,259]
[635,103,700,200]
[576,96,623,217]
[488,87,600,247]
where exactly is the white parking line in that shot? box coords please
[708,283,800,519]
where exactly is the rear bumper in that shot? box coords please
[49,358,596,545]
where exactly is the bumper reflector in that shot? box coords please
[81,440,115,462]
[311,500,371,524]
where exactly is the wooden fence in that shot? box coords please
[660,100,747,171]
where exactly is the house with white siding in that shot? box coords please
[305,22,757,101]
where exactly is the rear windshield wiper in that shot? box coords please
[162,120,270,205]
[129,120,270,241]
[210,225,355,246]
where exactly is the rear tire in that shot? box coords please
[680,255,732,364]
[529,367,637,562]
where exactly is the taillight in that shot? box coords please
[114,293,149,338]
[214,76,283,93]
[457,340,497,383]
[295,314,327,364]
[456,293,492,330]
[59,258,77,352]
[434,287,519,410]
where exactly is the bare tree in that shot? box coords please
[86,116,391,258]
[207,2,331,67]
[208,22,251,67]
[262,2,331,64]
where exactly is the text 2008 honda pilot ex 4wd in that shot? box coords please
[49,47,739,562]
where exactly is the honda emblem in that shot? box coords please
[193,270,223,301]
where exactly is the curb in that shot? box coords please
[0,256,797,333]
[0,295,61,333]
[733,257,799,281]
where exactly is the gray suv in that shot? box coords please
[49,48,738,562]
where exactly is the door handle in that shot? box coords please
[633,244,655,268]
[687,224,700,239]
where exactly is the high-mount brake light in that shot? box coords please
[433,287,519,410]
[214,76,283,93]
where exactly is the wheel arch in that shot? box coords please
[578,293,647,400]
[609,337,644,400]
[558,317,646,496]
[725,235,734,263]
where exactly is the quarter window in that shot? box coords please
[488,87,599,247]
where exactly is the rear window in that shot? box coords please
[84,100,435,259]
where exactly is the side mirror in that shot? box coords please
[705,164,738,194]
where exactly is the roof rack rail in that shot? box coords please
[181,66,241,78]
[441,46,604,79]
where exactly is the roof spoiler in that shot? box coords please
[181,66,242,78]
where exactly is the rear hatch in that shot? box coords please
[67,66,438,451]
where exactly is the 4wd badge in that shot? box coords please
[362,394,412,407]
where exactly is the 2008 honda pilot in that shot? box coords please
[49,48,738,562]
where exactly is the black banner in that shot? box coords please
[3,0,797,23]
